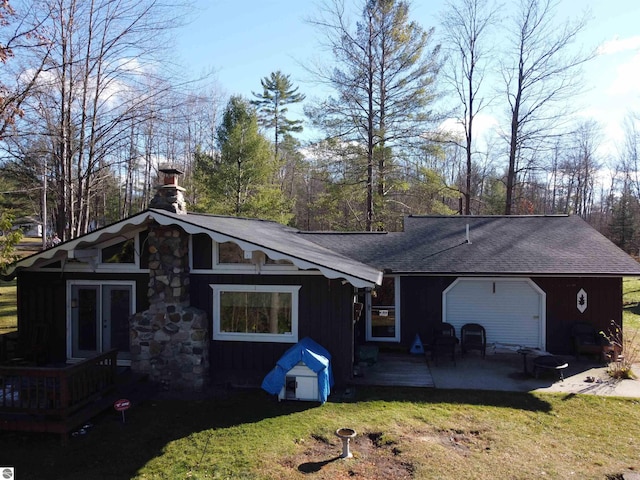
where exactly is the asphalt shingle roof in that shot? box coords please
[153,209,383,286]
[300,215,640,276]
[11,212,639,282]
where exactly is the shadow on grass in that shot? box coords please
[342,386,553,413]
[298,456,341,473]
[0,388,319,480]
[0,385,554,479]
[624,303,640,316]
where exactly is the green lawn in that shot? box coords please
[624,277,640,332]
[0,388,639,479]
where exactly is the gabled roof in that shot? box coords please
[301,215,640,276]
[6,209,382,288]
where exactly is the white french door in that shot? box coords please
[68,281,135,362]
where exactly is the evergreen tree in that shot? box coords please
[251,71,305,161]
[0,212,22,274]
[610,182,639,255]
[194,96,292,223]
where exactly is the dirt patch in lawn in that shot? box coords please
[277,425,497,479]
[280,430,414,479]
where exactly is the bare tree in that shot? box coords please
[620,114,640,199]
[440,0,498,214]
[0,1,52,140]
[306,0,441,231]
[20,0,193,239]
[500,0,592,214]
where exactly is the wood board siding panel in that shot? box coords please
[191,274,354,387]
[16,271,149,363]
[399,276,621,355]
[534,277,622,354]
[399,277,455,348]
[17,272,67,362]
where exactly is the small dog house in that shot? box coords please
[261,337,334,403]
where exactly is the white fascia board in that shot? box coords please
[8,210,381,289]
[5,211,153,276]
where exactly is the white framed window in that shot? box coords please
[191,235,299,274]
[211,284,301,343]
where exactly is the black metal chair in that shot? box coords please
[431,322,458,365]
[570,322,609,361]
[461,323,487,358]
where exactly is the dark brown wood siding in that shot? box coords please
[15,271,149,363]
[190,274,355,387]
[397,276,622,355]
[533,277,622,354]
[399,276,456,348]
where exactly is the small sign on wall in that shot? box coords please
[577,288,587,313]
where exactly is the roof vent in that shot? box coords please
[466,224,472,244]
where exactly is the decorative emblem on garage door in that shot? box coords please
[577,288,587,313]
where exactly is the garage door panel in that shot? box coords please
[445,279,543,348]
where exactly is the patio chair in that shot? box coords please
[431,322,459,366]
[570,322,609,361]
[461,323,486,358]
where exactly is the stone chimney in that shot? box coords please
[130,169,209,391]
[149,166,187,214]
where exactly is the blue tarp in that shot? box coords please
[261,337,334,403]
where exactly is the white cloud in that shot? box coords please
[607,51,640,97]
[439,113,499,139]
[598,35,640,55]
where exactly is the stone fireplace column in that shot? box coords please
[129,167,209,391]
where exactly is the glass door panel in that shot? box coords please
[70,283,133,361]
[367,277,400,342]
[103,285,132,360]
[71,285,99,357]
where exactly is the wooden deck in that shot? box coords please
[0,349,128,443]
[351,353,434,387]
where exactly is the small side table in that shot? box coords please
[533,355,569,381]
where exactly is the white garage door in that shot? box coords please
[444,278,545,349]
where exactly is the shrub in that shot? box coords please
[601,320,639,380]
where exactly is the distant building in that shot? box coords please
[13,216,43,238]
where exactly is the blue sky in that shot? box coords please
[176,0,640,158]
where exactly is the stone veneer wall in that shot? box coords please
[130,224,209,391]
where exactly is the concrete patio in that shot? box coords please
[351,350,640,398]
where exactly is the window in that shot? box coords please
[265,256,293,266]
[218,242,252,264]
[139,230,150,269]
[211,285,300,343]
[367,276,400,342]
[192,233,213,269]
[102,239,135,263]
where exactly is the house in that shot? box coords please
[13,216,43,238]
[4,169,640,390]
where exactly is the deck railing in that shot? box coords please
[0,349,119,437]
